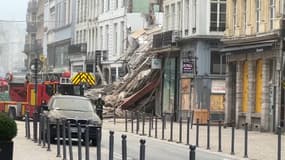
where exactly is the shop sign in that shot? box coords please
[151,58,161,69]
[182,59,194,74]
[211,80,226,94]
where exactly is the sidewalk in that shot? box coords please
[103,118,284,160]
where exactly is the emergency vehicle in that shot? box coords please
[0,71,76,119]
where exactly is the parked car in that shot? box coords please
[43,95,102,146]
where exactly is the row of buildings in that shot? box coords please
[24,0,285,132]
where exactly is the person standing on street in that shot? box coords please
[95,94,105,120]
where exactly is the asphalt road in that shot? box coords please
[100,130,238,160]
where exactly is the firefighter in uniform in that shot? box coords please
[95,94,104,120]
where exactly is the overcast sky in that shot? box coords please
[0,0,29,22]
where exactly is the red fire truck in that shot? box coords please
[0,71,76,119]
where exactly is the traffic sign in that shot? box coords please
[71,72,96,86]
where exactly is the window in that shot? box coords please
[270,0,275,30]
[115,0,118,9]
[171,4,175,30]
[184,0,190,33]
[107,0,110,11]
[100,26,103,50]
[165,5,170,30]
[177,2,181,30]
[233,0,237,31]
[106,25,109,50]
[210,0,226,32]
[101,0,104,13]
[243,0,247,32]
[113,23,118,55]
[210,51,226,74]
[256,0,261,32]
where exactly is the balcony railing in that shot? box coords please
[152,30,181,48]
[68,43,87,55]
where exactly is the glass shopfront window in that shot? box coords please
[162,58,177,113]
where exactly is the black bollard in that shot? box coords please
[67,121,73,160]
[162,115,165,140]
[42,116,46,148]
[47,117,51,151]
[179,117,182,143]
[33,112,38,143]
[122,135,127,160]
[38,113,42,146]
[25,112,28,138]
[148,115,152,137]
[125,110,128,132]
[77,123,82,160]
[131,112,134,133]
[85,125,90,160]
[277,126,281,160]
[155,116,158,138]
[109,131,114,160]
[189,145,196,160]
[142,113,145,136]
[207,119,210,150]
[97,128,102,160]
[62,120,67,160]
[231,122,235,155]
[56,119,61,157]
[196,119,199,147]
[191,110,194,129]
[244,123,248,158]
[139,139,146,160]
[218,120,222,152]
[136,112,139,134]
[27,112,31,139]
[186,116,190,145]
[169,114,173,142]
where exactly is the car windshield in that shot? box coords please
[52,97,93,112]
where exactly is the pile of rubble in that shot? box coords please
[86,26,162,117]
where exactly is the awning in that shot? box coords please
[120,77,161,109]
[221,42,274,53]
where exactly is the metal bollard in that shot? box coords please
[67,121,73,160]
[207,119,210,150]
[139,139,146,160]
[47,117,51,151]
[97,128,102,160]
[122,135,127,160]
[77,123,82,160]
[218,120,222,152]
[179,117,182,143]
[25,112,28,138]
[162,115,165,140]
[42,116,46,148]
[186,116,190,145]
[85,125,90,160]
[189,145,196,160]
[38,113,42,146]
[113,109,116,124]
[277,126,281,160]
[56,119,61,157]
[169,114,173,141]
[27,112,31,139]
[231,122,235,155]
[131,112,134,133]
[62,120,67,160]
[125,110,128,132]
[155,116,158,138]
[136,112,139,134]
[109,131,114,160]
[142,113,145,136]
[148,115,152,137]
[244,123,248,158]
[33,112,38,143]
[196,119,199,147]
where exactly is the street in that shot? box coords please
[14,121,237,160]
